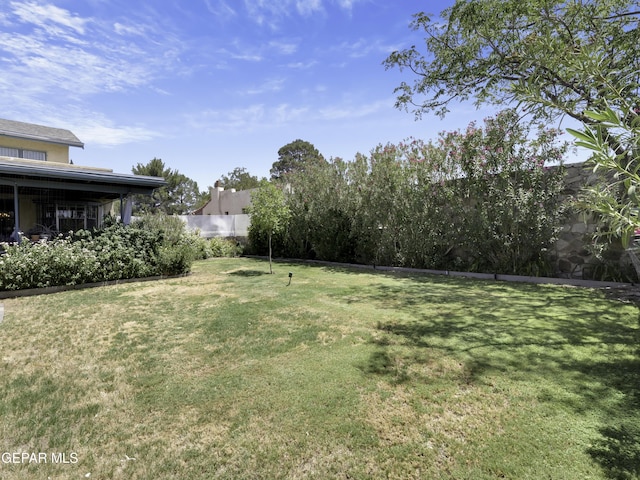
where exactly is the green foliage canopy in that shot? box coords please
[270,139,326,181]
[132,158,206,214]
[383,0,640,131]
[568,105,640,249]
[283,110,568,274]
[218,167,261,190]
[247,179,291,273]
[385,0,640,253]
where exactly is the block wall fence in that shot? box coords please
[550,162,633,280]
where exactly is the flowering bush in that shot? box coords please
[436,110,568,274]
[0,239,100,290]
[280,110,569,275]
[0,216,201,291]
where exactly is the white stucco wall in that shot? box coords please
[177,214,250,238]
[200,187,255,215]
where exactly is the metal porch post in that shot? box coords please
[13,183,20,243]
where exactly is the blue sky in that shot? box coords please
[0,0,580,190]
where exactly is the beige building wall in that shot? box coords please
[201,187,254,215]
[0,136,70,163]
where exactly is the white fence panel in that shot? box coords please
[176,214,250,238]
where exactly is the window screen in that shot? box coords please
[0,146,46,160]
[22,150,46,161]
[0,147,19,157]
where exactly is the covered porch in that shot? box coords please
[0,157,166,241]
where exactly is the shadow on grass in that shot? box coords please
[588,423,640,480]
[227,269,269,277]
[362,350,411,384]
[324,270,640,478]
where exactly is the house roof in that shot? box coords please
[0,118,84,148]
[0,157,166,196]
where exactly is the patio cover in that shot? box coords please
[0,157,167,234]
[0,157,166,196]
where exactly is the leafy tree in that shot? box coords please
[569,105,640,250]
[284,158,355,262]
[170,173,206,214]
[132,158,206,215]
[383,1,640,138]
[384,0,640,252]
[247,179,291,273]
[561,43,640,260]
[218,167,261,190]
[270,139,326,181]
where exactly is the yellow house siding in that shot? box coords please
[18,195,37,232]
[0,136,70,164]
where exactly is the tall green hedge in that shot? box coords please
[274,110,569,275]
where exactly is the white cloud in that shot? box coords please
[286,60,318,69]
[336,0,359,10]
[204,0,236,18]
[219,38,299,62]
[0,31,151,95]
[245,77,286,95]
[184,102,314,133]
[318,99,389,120]
[296,0,323,16]
[0,1,185,100]
[73,122,159,147]
[242,0,363,26]
[268,40,299,55]
[334,37,394,58]
[113,22,146,36]
[272,103,308,123]
[229,52,263,62]
[188,104,267,131]
[184,96,389,135]
[11,1,88,35]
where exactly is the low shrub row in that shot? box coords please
[0,215,241,291]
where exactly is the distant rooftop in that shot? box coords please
[0,118,84,148]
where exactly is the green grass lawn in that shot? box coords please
[0,257,638,479]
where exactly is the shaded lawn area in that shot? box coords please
[0,257,638,479]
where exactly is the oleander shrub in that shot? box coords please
[0,239,100,291]
[281,110,569,275]
[131,213,186,246]
[73,223,160,280]
[0,216,200,291]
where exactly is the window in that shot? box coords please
[38,203,100,232]
[22,150,46,161]
[0,147,18,157]
[0,146,46,161]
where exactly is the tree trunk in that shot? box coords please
[268,232,273,274]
